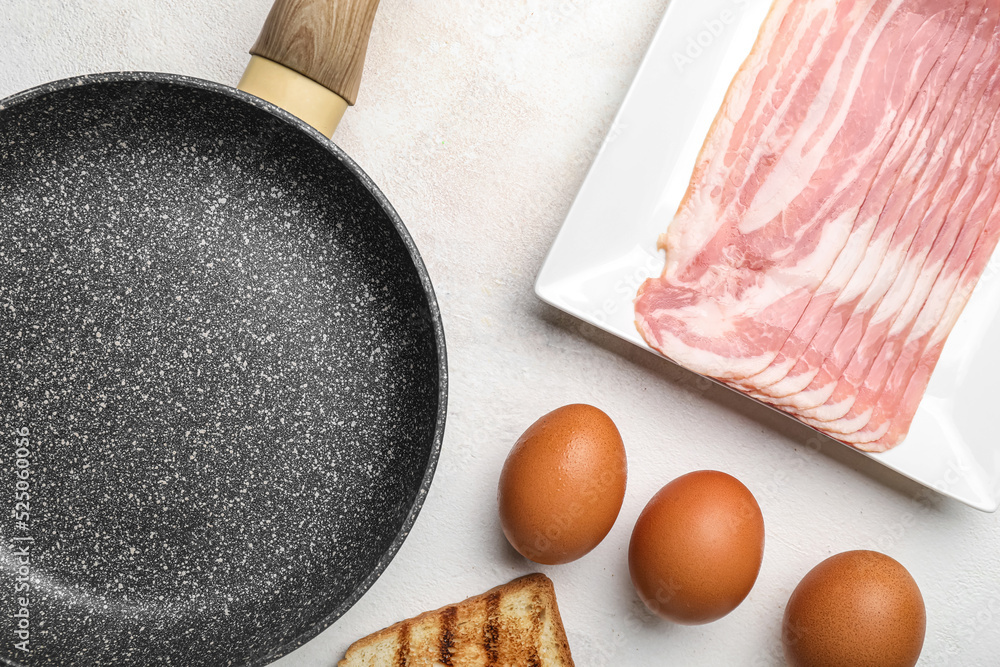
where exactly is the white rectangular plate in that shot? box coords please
[536,0,1000,512]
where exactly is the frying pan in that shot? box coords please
[0,1,446,665]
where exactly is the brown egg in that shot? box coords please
[782,550,925,667]
[628,470,765,624]
[497,404,627,565]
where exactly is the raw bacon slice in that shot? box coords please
[794,7,1000,429]
[829,74,1000,446]
[636,0,951,379]
[853,151,1000,449]
[658,0,862,279]
[709,0,845,221]
[731,2,971,400]
[874,194,1000,448]
[752,1,991,407]
[635,0,1000,450]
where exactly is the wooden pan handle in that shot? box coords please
[238,0,381,137]
[251,0,380,106]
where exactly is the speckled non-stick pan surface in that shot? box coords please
[0,73,446,667]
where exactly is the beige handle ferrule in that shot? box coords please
[238,55,348,138]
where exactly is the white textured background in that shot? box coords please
[2,1,999,665]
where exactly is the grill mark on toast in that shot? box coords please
[438,605,457,665]
[483,591,501,666]
[396,621,411,667]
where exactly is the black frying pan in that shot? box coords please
[0,2,446,666]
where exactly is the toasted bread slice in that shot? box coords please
[339,573,575,666]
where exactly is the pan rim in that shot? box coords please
[0,71,448,667]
